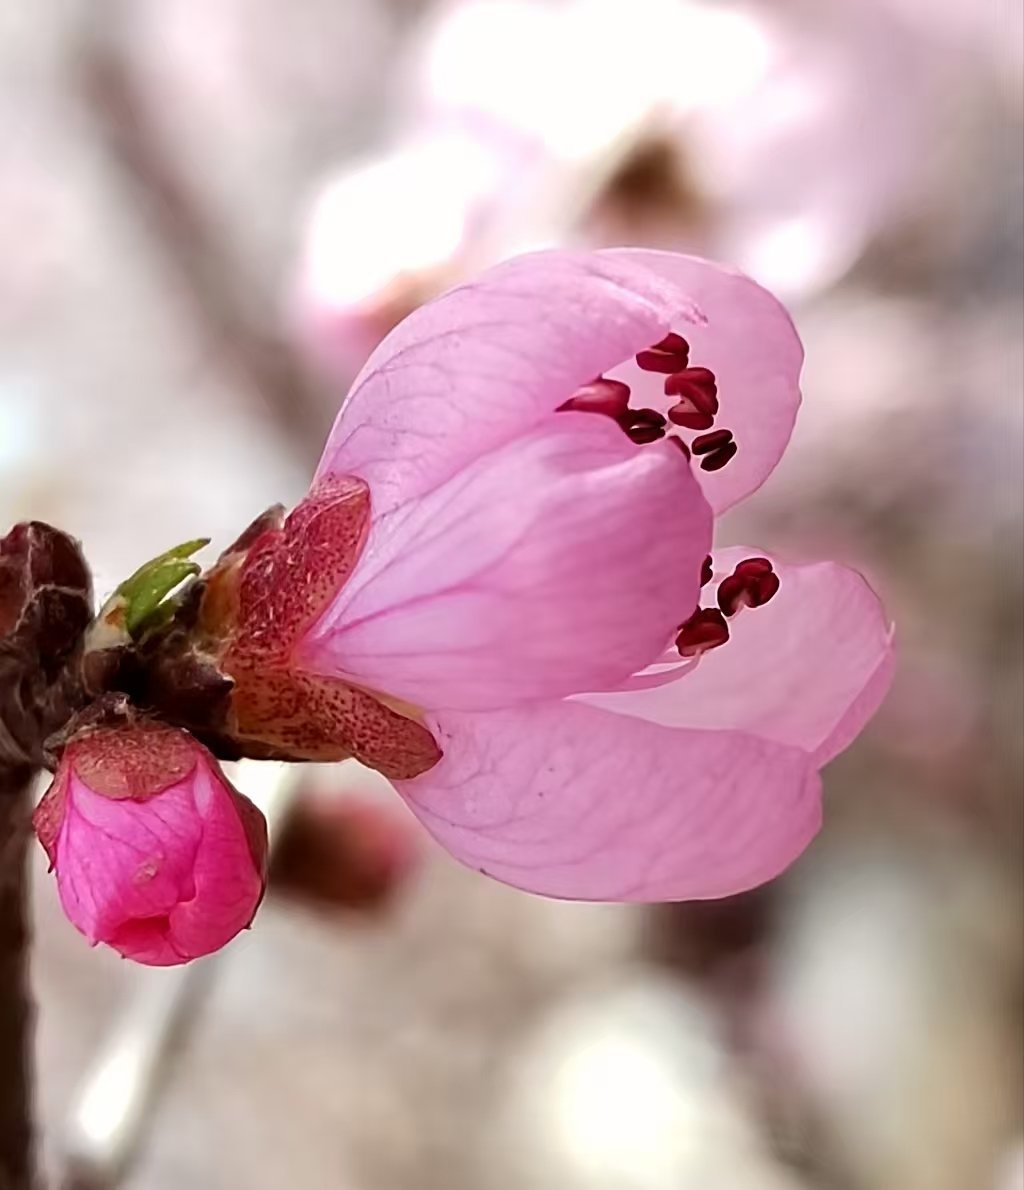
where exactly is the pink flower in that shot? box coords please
[231,247,893,902]
[33,720,267,965]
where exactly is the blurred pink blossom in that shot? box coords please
[293,0,947,378]
[33,720,267,966]
[270,785,423,914]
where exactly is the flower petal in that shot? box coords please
[602,249,803,513]
[314,249,700,517]
[299,416,711,710]
[56,773,204,956]
[138,761,267,965]
[584,550,894,764]
[394,701,821,901]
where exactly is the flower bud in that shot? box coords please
[270,786,421,913]
[33,720,267,966]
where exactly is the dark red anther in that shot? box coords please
[699,441,738,471]
[716,557,780,616]
[665,364,716,390]
[752,570,781,605]
[665,368,719,432]
[558,377,632,419]
[734,557,773,579]
[700,555,714,587]
[690,429,734,455]
[558,338,737,471]
[675,607,730,658]
[626,426,665,444]
[690,428,737,472]
[667,406,715,431]
[618,408,667,444]
[636,333,691,374]
[664,367,718,404]
[715,574,745,617]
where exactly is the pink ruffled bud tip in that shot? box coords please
[33,721,268,966]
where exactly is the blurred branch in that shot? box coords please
[72,8,331,467]
[0,775,36,1190]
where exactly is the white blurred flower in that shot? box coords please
[481,971,808,1190]
[768,825,1022,1190]
[994,1141,1024,1190]
[293,0,955,377]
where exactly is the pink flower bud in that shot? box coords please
[33,721,267,966]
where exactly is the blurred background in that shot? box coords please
[1,0,1021,1187]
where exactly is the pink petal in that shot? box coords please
[299,416,711,710]
[394,701,821,901]
[56,774,203,960]
[602,249,803,513]
[133,762,266,965]
[314,249,700,517]
[584,550,894,764]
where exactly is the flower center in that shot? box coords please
[559,337,769,658]
[675,554,780,658]
[557,332,738,470]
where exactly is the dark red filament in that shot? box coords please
[665,367,719,431]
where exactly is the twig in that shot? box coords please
[0,773,37,1190]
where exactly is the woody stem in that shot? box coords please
[0,768,37,1190]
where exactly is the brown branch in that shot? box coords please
[0,773,37,1190]
[0,522,95,1189]
[72,7,331,467]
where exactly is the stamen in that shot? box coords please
[636,333,690,374]
[667,407,715,431]
[690,429,734,454]
[675,607,729,657]
[699,441,738,471]
[717,556,780,616]
[559,335,739,472]
[617,408,666,444]
[674,554,780,657]
[557,377,631,419]
[665,367,719,430]
[690,428,737,472]
[664,367,719,411]
[735,557,773,578]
